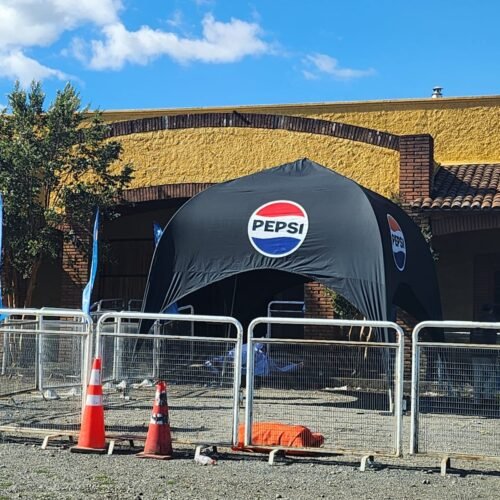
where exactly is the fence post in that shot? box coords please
[81,324,91,413]
[1,318,9,375]
[410,325,421,454]
[36,315,44,391]
[244,324,255,447]
[152,321,160,379]
[231,321,243,446]
[394,327,404,457]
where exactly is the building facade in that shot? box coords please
[44,95,500,324]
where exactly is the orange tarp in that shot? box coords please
[233,422,324,454]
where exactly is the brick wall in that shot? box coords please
[396,308,418,383]
[397,135,435,384]
[303,282,344,340]
[399,134,434,203]
[60,228,89,309]
[58,184,213,309]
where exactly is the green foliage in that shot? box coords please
[326,289,362,319]
[0,81,133,306]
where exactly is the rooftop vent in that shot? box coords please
[431,86,443,98]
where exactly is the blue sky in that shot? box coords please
[0,0,499,110]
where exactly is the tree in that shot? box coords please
[0,81,133,307]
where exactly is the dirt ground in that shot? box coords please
[1,436,500,500]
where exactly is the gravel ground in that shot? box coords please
[2,349,500,499]
[0,437,500,500]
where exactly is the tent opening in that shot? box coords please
[180,269,311,339]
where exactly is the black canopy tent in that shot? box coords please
[141,159,441,337]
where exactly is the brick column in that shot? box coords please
[396,308,417,384]
[60,228,89,309]
[398,135,435,386]
[399,134,434,203]
[303,282,342,340]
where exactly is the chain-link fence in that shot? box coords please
[95,312,243,448]
[0,308,92,439]
[245,317,404,458]
[411,321,500,461]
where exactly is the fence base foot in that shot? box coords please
[440,456,451,476]
[268,449,286,466]
[107,438,135,455]
[41,434,62,450]
[359,455,375,472]
[41,433,75,450]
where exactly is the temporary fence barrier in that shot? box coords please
[98,305,195,384]
[155,305,195,364]
[244,317,404,466]
[90,298,125,313]
[410,321,500,473]
[95,312,243,451]
[266,301,304,355]
[1,317,38,390]
[266,301,304,331]
[0,308,92,446]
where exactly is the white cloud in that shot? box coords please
[304,53,375,80]
[0,0,122,48]
[0,0,122,85]
[0,1,271,84]
[302,70,318,81]
[0,49,68,86]
[167,10,184,28]
[85,14,270,70]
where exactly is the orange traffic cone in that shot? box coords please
[71,357,107,454]
[137,381,173,460]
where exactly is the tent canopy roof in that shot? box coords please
[142,159,441,328]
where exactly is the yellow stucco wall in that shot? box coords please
[117,128,399,197]
[105,96,500,195]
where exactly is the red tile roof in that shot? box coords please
[411,164,500,210]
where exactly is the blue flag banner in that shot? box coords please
[82,209,100,315]
[0,194,4,320]
[153,222,163,246]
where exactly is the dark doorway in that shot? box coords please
[96,198,188,306]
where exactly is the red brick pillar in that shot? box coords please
[398,135,435,387]
[60,228,90,309]
[396,308,418,384]
[303,282,339,340]
[399,134,434,203]
[304,282,334,319]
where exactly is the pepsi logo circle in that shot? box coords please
[248,201,309,258]
[387,214,406,271]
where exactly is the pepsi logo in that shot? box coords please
[248,201,309,258]
[387,214,406,271]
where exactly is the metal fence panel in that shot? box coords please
[245,317,404,458]
[1,318,39,395]
[0,308,92,438]
[96,312,243,448]
[411,321,500,460]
